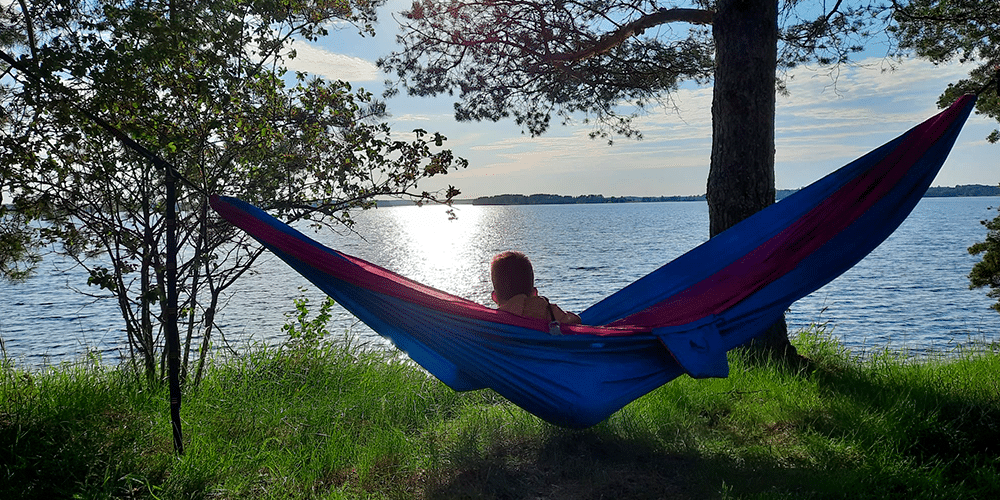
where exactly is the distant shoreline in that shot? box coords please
[460,184,1000,206]
[6,185,997,211]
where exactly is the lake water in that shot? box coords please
[2,196,999,368]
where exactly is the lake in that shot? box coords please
[2,196,999,368]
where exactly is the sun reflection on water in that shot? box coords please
[381,204,494,306]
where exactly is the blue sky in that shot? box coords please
[276,1,999,200]
[1,2,994,199]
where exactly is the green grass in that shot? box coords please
[2,329,998,499]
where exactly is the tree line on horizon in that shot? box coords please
[472,184,1000,206]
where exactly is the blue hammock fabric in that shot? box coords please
[211,95,975,428]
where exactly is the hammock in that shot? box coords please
[211,95,976,428]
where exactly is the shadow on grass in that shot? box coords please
[0,390,170,500]
[424,430,695,499]
[421,426,861,500]
[422,347,1000,500]
[804,354,1000,495]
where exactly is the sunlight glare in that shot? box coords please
[386,204,492,305]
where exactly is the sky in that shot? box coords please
[273,1,998,200]
[4,1,993,200]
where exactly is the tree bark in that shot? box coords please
[708,0,797,358]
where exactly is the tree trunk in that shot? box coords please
[708,0,797,358]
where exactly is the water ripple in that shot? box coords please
[3,197,998,367]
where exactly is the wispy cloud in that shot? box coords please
[283,41,379,82]
[357,51,994,198]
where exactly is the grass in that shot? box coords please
[1,328,998,499]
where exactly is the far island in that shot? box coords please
[470,184,1000,206]
[471,194,706,205]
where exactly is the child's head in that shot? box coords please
[490,251,535,302]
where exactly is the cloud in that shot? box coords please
[390,113,441,123]
[777,57,973,114]
[400,55,995,198]
[283,42,379,82]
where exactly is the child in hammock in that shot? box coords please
[490,251,582,325]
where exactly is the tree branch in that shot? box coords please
[891,0,994,23]
[545,7,713,63]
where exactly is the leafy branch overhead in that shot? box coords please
[0,0,466,381]
[891,0,1000,142]
[380,1,716,139]
[378,0,890,140]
